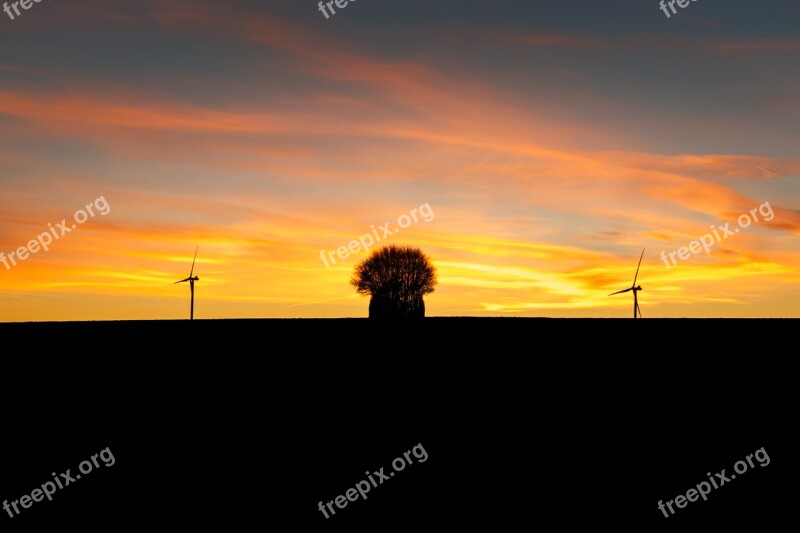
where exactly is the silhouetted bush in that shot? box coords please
[351,245,437,319]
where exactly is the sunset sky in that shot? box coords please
[1,0,799,321]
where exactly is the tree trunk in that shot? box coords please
[368,293,425,319]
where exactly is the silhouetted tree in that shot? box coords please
[351,245,437,319]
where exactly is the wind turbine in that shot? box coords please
[175,246,200,320]
[609,248,645,319]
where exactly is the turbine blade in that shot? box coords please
[609,288,633,296]
[174,277,191,284]
[636,301,642,318]
[633,247,645,286]
[189,245,199,278]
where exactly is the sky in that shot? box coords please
[1,0,799,321]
